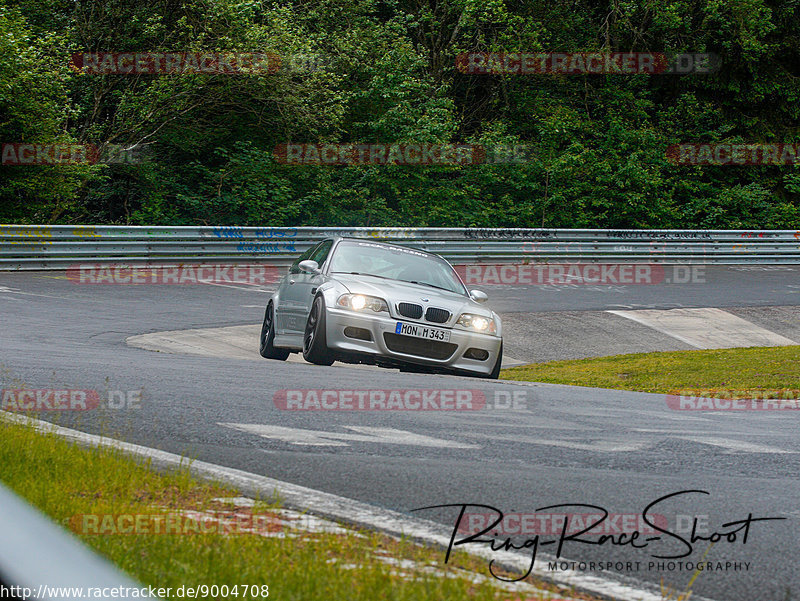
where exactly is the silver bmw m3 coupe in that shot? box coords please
[259,237,503,378]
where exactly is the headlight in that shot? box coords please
[456,313,497,334]
[336,294,389,313]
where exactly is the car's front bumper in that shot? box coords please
[324,306,502,376]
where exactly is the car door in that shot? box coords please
[274,244,316,335]
[282,240,334,334]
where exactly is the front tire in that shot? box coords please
[260,302,289,360]
[303,295,335,366]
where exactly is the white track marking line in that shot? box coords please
[436,414,601,431]
[552,406,711,422]
[0,285,68,300]
[0,410,694,601]
[468,432,650,452]
[675,436,796,454]
[219,423,480,449]
[633,428,762,435]
[607,308,796,349]
[199,280,276,292]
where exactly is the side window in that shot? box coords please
[289,245,317,274]
[289,240,333,274]
[309,240,333,269]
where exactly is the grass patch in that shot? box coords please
[0,416,598,601]
[500,345,800,396]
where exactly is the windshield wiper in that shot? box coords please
[405,280,453,292]
[335,271,390,279]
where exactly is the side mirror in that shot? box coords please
[298,260,321,275]
[470,289,488,303]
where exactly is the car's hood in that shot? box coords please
[331,273,492,318]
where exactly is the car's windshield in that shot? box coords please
[329,240,467,295]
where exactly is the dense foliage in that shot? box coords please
[1,0,798,228]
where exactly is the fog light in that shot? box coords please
[344,327,372,341]
[464,348,489,361]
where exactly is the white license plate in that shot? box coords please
[395,322,451,342]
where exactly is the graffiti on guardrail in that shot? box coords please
[605,231,713,240]
[212,226,244,239]
[3,227,53,244]
[463,229,558,239]
[211,226,299,240]
[71,227,100,238]
[236,242,296,253]
[363,228,418,240]
[740,232,781,238]
[255,228,297,238]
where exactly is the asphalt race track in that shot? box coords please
[1,266,799,601]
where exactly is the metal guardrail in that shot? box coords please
[1,225,799,268]
[0,481,157,600]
